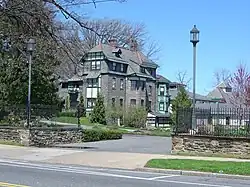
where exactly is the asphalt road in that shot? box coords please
[57,134,172,154]
[0,159,249,187]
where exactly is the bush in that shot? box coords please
[58,111,76,117]
[83,129,122,142]
[123,107,147,128]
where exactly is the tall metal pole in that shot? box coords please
[192,43,197,130]
[27,52,32,129]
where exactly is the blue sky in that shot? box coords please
[73,0,250,95]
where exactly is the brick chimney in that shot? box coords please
[108,37,118,47]
[130,39,138,51]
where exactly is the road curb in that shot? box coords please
[136,167,250,180]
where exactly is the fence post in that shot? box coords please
[175,107,179,135]
[77,105,80,128]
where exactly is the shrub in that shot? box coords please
[123,107,147,128]
[77,94,86,117]
[90,92,106,124]
[58,111,76,117]
[83,129,122,142]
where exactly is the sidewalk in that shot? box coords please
[0,144,250,170]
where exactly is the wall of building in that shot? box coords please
[172,135,250,155]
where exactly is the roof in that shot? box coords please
[68,74,82,82]
[207,81,233,103]
[86,43,158,79]
[156,74,171,84]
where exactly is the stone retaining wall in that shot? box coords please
[172,134,250,155]
[0,126,83,147]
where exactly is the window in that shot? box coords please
[112,98,115,107]
[141,99,144,106]
[140,67,145,73]
[149,85,152,95]
[120,79,124,90]
[131,80,137,91]
[87,78,98,87]
[112,62,116,71]
[225,87,232,92]
[87,98,96,108]
[130,99,136,106]
[141,81,145,91]
[120,98,123,107]
[61,82,68,88]
[121,64,124,72]
[159,102,164,111]
[159,86,165,96]
[86,52,103,60]
[91,61,101,70]
[112,78,116,89]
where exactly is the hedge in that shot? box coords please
[83,129,122,142]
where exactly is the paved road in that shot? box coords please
[0,159,249,187]
[57,134,172,154]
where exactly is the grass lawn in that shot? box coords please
[52,116,78,124]
[173,151,250,160]
[145,159,250,176]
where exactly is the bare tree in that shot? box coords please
[213,68,231,86]
[176,70,191,90]
[229,64,250,107]
[57,19,161,78]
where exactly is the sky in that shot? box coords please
[72,0,250,95]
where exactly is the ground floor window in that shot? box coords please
[87,98,96,108]
[159,102,164,111]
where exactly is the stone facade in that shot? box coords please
[172,135,250,155]
[0,126,82,147]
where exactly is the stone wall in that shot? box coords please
[29,127,83,147]
[0,126,83,147]
[172,135,250,155]
[0,127,29,146]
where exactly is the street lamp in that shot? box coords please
[190,25,199,131]
[26,38,36,129]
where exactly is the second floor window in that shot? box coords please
[87,78,98,87]
[112,62,116,71]
[121,64,124,72]
[112,78,116,89]
[159,86,165,96]
[120,79,124,90]
[141,81,145,91]
[91,61,101,70]
[131,80,137,91]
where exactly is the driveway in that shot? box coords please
[57,134,172,154]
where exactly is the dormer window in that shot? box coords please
[112,62,116,71]
[112,48,122,57]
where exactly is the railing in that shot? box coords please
[174,107,250,138]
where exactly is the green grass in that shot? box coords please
[173,151,250,159]
[0,140,24,146]
[52,116,78,124]
[145,159,250,175]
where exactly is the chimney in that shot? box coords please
[108,37,118,47]
[130,39,138,51]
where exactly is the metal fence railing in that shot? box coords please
[174,107,250,138]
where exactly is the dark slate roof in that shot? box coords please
[156,74,171,84]
[207,81,233,103]
[88,44,158,73]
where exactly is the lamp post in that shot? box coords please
[26,38,36,129]
[190,25,199,130]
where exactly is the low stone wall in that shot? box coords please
[0,127,29,146]
[172,134,250,155]
[29,127,83,147]
[0,126,83,147]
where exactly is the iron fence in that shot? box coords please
[174,107,250,138]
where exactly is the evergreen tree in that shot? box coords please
[171,86,192,125]
[90,92,106,125]
[77,94,86,117]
